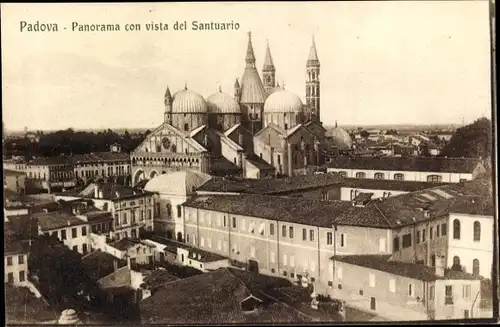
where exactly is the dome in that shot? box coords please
[172,89,208,114]
[58,309,82,325]
[264,90,303,113]
[206,91,241,114]
[326,127,353,150]
[144,171,212,196]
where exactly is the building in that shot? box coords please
[324,156,486,183]
[332,254,482,320]
[55,182,156,240]
[131,32,334,186]
[143,171,212,241]
[25,156,75,191]
[4,241,29,284]
[3,169,26,194]
[72,149,131,185]
[3,158,27,172]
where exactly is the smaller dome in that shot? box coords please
[144,171,212,196]
[264,90,303,113]
[206,91,241,114]
[326,127,353,150]
[58,309,82,325]
[172,89,208,114]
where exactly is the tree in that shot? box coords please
[360,130,370,138]
[440,118,492,158]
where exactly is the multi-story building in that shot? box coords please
[25,156,75,191]
[3,158,27,173]
[3,169,26,194]
[324,156,486,183]
[72,147,130,184]
[55,182,156,240]
[4,241,29,284]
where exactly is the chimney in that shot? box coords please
[435,254,445,277]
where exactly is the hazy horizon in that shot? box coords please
[1,2,493,131]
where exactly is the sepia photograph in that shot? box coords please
[1,1,497,324]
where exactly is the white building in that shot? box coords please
[4,242,28,284]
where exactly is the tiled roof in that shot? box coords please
[244,154,275,171]
[209,157,241,175]
[341,178,445,192]
[28,156,73,166]
[72,152,130,164]
[110,238,151,251]
[325,156,481,173]
[82,250,125,281]
[197,173,343,194]
[143,269,179,291]
[4,240,29,255]
[184,194,389,229]
[140,267,334,324]
[334,255,480,281]
[79,182,152,200]
[33,211,87,231]
[146,236,227,262]
[3,169,26,176]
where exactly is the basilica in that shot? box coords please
[131,32,341,185]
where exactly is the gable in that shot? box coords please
[133,123,206,155]
[254,125,285,149]
[305,121,326,138]
[286,126,316,144]
[225,124,254,154]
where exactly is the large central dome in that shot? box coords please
[172,89,208,114]
[206,91,241,114]
[264,90,303,113]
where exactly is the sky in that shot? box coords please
[1,1,493,131]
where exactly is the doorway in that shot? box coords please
[248,259,259,273]
[370,297,376,310]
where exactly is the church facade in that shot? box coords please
[131,32,329,186]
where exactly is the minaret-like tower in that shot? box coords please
[306,36,321,122]
[234,78,241,101]
[262,40,276,93]
[164,86,173,124]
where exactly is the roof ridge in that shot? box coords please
[373,202,394,228]
[225,268,253,298]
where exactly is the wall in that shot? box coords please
[155,193,188,241]
[4,173,26,194]
[447,213,493,278]
[433,279,481,320]
[42,223,91,255]
[4,253,28,284]
[326,168,474,184]
[220,138,241,168]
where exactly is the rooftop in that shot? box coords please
[146,236,228,263]
[341,178,446,192]
[197,173,343,195]
[3,169,26,176]
[110,238,153,252]
[78,182,152,200]
[143,269,180,291]
[33,211,87,231]
[334,255,480,282]
[325,156,482,173]
[244,154,275,171]
[4,240,29,255]
[82,250,126,281]
[27,152,129,166]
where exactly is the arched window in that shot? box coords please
[453,219,461,240]
[473,221,481,241]
[374,172,385,180]
[452,256,461,271]
[177,205,182,218]
[166,204,172,217]
[427,175,442,183]
[355,172,366,179]
[177,232,183,242]
[394,173,405,181]
[473,259,480,276]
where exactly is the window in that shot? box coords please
[82,226,87,236]
[430,227,433,240]
[73,245,78,252]
[321,191,328,201]
[282,225,287,237]
[7,256,12,266]
[177,205,182,218]
[436,225,440,237]
[82,244,88,254]
[430,285,435,300]
[309,230,315,242]
[340,234,345,247]
[232,217,237,229]
[302,228,307,241]
[270,223,275,235]
[355,172,366,179]
[393,237,400,251]
[18,255,24,264]
[453,219,461,240]
[19,271,25,282]
[369,273,375,287]
[402,234,412,248]
[122,213,128,225]
[374,172,384,180]
[289,227,294,239]
[72,228,77,238]
[7,273,14,283]
[473,259,480,276]
[184,123,189,131]
[270,251,276,263]
[441,223,447,236]
[473,221,481,241]
[422,229,426,242]
[223,216,227,227]
[186,234,190,243]
[394,173,405,181]
[389,279,396,293]
[445,285,453,304]
[408,283,415,297]
[259,222,265,235]
[327,232,333,245]
[416,231,421,244]
[427,175,442,183]
[462,285,471,299]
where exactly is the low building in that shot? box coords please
[108,239,155,266]
[324,156,486,183]
[4,241,29,284]
[331,254,482,320]
[4,169,26,194]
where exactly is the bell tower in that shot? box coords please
[262,40,276,93]
[306,36,321,122]
[164,86,173,124]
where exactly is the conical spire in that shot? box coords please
[307,35,320,66]
[165,86,172,100]
[263,39,275,71]
[234,78,240,88]
[245,31,256,67]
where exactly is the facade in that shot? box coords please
[25,156,75,191]
[72,149,131,185]
[4,169,26,194]
[4,241,29,284]
[325,157,486,183]
[131,32,333,185]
